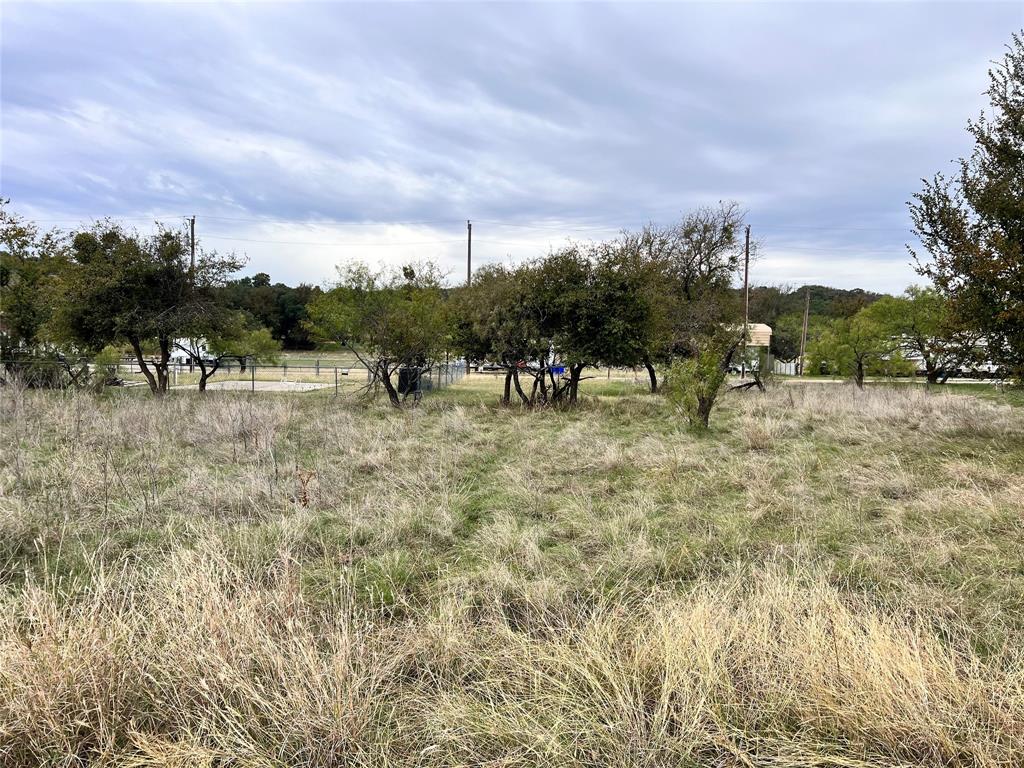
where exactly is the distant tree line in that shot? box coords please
[219,272,321,350]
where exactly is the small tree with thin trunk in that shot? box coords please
[625,202,747,391]
[664,331,740,430]
[872,287,981,384]
[451,263,546,406]
[807,307,905,389]
[306,262,448,408]
[174,317,280,392]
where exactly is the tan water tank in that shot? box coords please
[746,323,772,347]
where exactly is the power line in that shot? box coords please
[26,211,917,235]
[201,234,465,247]
[19,211,919,253]
[752,223,914,233]
[471,218,621,233]
[30,215,185,223]
[201,233,910,255]
[199,214,462,227]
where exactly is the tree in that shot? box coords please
[872,286,981,384]
[770,312,805,363]
[653,204,746,360]
[604,233,675,391]
[664,330,740,430]
[451,263,546,405]
[0,203,69,364]
[807,306,905,388]
[174,317,281,392]
[606,203,747,393]
[306,262,448,407]
[587,243,661,385]
[53,222,243,395]
[220,274,322,349]
[532,246,596,405]
[910,31,1024,383]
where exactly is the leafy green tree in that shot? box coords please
[589,244,661,378]
[174,316,281,391]
[611,231,681,392]
[910,32,1024,383]
[871,286,981,384]
[771,312,805,363]
[451,263,546,405]
[608,203,747,392]
[663,330,739,430]
[306,262,448,407]
[0,204,69,364]
[807,305,904,388]
[53,222,243,395]
[531,244,653,404]
[220,273,321,349]
[532,246,596,404]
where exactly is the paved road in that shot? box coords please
[773,377,999,385]
[178,380,334,392]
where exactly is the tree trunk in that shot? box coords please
[502,370,512,405]
[643,358,657,393]
[538,370,548,404]
[512,368,530,404]
[548,368,561,402]
[854,360,865,390]
[154,335,172,394]
[697,396,713,429]
[379,362,402,408]
[568,363,584,404]
[198,359,220,392]
[129,337,160,395]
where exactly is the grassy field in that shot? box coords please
[1,376,1023,766]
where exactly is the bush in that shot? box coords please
[663,337,733,430]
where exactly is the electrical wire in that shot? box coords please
[201,234,465,247]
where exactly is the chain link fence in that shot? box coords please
[2,357,467,397]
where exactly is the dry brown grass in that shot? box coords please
[2,550,1022,767]
[1,378,1022,766]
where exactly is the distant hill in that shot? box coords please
[746,284,886,324]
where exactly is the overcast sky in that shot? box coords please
[2,2,1021,292]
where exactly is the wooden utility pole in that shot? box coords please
[465,219,473,376]
[740,224,751,379]
[798,288,810,376]
[189,215,196,283]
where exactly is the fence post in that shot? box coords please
[334,367,338,397]
[251,363,255,392]
[316,359,320,376]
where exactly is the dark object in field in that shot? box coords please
[398,367,422,396]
